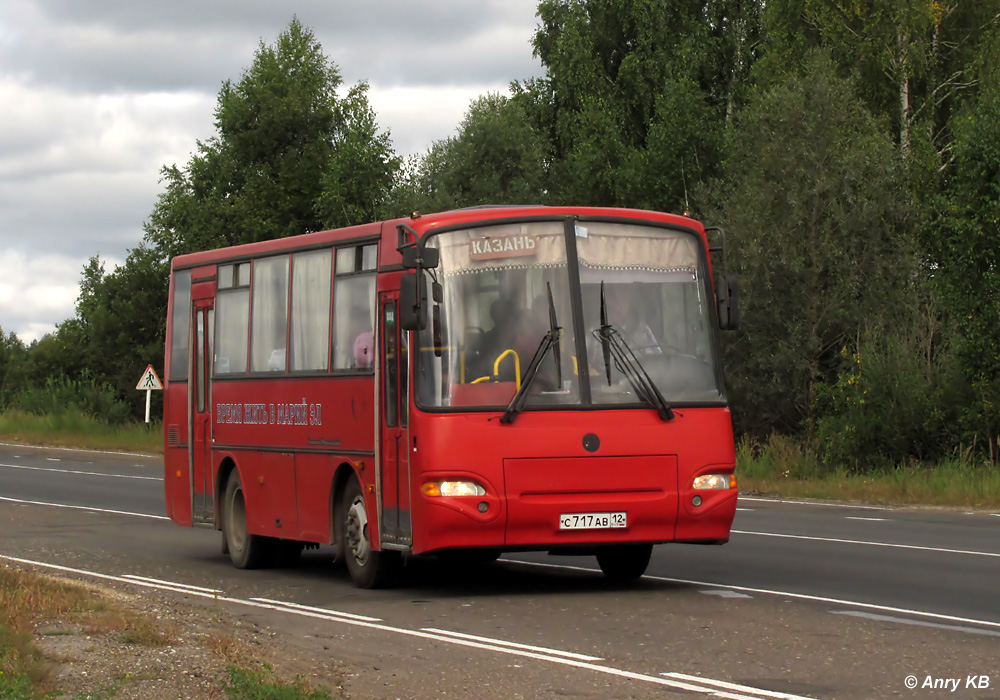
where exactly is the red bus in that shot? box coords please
[163,206,740,588]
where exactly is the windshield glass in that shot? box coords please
[576,221,723,404]
[414,219,723,410]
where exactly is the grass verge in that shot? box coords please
[0,410,161,455]
[225,666,334,700]
[737,435,1000,508]
[0,566,105,697]
[0,565,339,700]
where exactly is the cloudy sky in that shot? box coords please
[0,1,544,343]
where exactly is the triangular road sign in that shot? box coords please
[136,364,163,390]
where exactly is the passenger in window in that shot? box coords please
[476,298,517,376]
[608,284,659,352]
[350,306,374,369]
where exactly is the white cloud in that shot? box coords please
[0,249,122,343]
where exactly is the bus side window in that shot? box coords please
[333,245,377,371]
[250,255,290,372]
[215,263,250,375]
[169,269,192,381]
[289,249,332,371]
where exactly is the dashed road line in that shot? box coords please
[830,611,1000,638]
[501,559,1000,631]
[0,462,161,481]
[738,497,890,511]
[731,529,1000,558]
[0,441,158,458]
[250,598,382,622]
[0,553,818,699]
[0,496,167,520]
[421,628,603,661]
[663,672,818,700]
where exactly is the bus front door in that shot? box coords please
[379,293,411,546]
[191,300,214,526]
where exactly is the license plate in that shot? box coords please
[559,512,627,530]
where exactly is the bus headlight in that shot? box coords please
[421,481,487,497]
[692,473,736,490]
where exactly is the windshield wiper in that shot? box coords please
[598,282,613,385]
[594,282,674,422]
[501,283,561,425]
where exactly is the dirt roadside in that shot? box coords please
[16,570,351,700]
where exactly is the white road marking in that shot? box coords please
[501,559,1000,631]
[831,611,1000,638]
[0,462,161,481]
[732,529,1000,558]
[46,458,61,462]
[0,441,157,458]
[421,628,603,661]
[735,508,753,512]
[664,672,818,700]
[738,497,890,511]
[844,517,887,522]
[122,575,222,595]
[0,553,815,699]
[250,598,381,622]
[0,496,167,520]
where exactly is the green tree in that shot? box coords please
[315,81,401,227]
[66,248,170,419]
[0,328,27,407]
[930,49,1000,457]
[524,0,763,210]
[392,93,551,214]
[759,0,1000,164]
[144,18,400,258]
[707,51,917,438]
[44,19,404,421]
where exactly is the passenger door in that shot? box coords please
[378,293,411,545]
[190,299,214,525]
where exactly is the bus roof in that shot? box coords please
[169,205,706,271]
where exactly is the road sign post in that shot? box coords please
[135,365,163,424]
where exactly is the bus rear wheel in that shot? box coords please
[222,470,269,569]
[596,544,652,582]
[338,478,399,589]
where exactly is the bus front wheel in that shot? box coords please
[596,544,652,582]
[338,478,399,589]
[222,470,269,569]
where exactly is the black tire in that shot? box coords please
[222,470,270,569]
[338,478,400,589]
[596,544,653,582]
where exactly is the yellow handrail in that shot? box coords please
[493,349,521,391]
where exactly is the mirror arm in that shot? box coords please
[397,223,419,253]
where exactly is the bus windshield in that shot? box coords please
[415,219,724,410]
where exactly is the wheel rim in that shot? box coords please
[228,485,247,552]
[345,493,370,566]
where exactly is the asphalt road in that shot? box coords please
[1,442,998,700]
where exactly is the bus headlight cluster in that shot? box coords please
[692,473,736,490]
[421,481,487,497]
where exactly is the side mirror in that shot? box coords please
[399,272,427,331]
[400,246,439,270]
[717,276,740,331]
